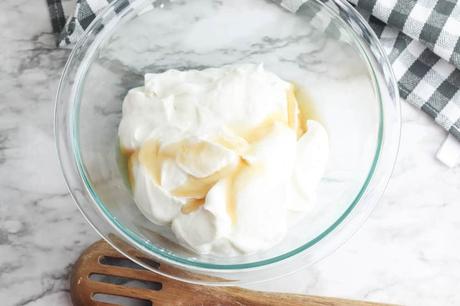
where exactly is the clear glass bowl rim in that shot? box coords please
[55,0,401,273]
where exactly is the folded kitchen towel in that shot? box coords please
[352,0,460,142]
[48,0,460,142]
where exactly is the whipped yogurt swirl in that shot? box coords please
[119,64,329,255]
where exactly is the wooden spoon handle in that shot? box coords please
[223,288,389,306]
[197,286,394,306]
[165,282,394,306]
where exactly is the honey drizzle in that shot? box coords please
[225,159,248,224]
[181,198,206,214]
[138,140,176,185]
[287,87,298,131]
[287,85,311,138]
[121,147,136,156]
[171,163,235,199]
[214,136,248,154]
[294,84,317,136]
[238,112,284,144]
[138,141,162,184]
[127,151,138,188]
[122,84,316,219]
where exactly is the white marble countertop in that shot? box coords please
[1,1,459,305]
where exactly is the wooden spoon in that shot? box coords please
[70,240,395,306]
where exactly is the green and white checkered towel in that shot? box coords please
[48,0,460,142]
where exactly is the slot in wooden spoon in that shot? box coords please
[70,240,396,306]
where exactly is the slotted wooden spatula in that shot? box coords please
[70,240,395,306]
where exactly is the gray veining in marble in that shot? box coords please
[0,0,460,305]
[0,1,98,305]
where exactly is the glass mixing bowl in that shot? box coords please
[55,0,400,285]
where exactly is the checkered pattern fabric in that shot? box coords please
[47,0,460,141]
[349,0,460,140]
[55,0,133,46]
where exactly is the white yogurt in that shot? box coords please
[118,64,329,255]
